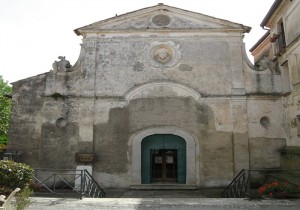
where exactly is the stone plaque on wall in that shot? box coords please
[75,153,96,163]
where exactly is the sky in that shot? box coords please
[0,0,275,83]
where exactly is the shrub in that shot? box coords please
[15,186,34,210]
[0,160,34,195]
[0,143,6,150]
[258,181,300,197]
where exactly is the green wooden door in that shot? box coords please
[141,134,186,184]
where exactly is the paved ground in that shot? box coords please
[21,189,300,210]
[26,197,300,210]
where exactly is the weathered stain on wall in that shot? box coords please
[8,75,46,167]
[7,4,289,188]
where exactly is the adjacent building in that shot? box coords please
[250,0,300,169]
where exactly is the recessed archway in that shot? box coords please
[129,127,198,185]
[141,134,186,184]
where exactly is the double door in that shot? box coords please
[151,149,177,181]
[141,134,186,184]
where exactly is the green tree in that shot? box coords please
[0,76,12,145]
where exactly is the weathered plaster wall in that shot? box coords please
[8,75,46,167]
[91,37,233,97]
[7,5,290,189]
[39,97,80,169]
[247,98,285,139]
[283,94,300,146]
[44,36,236,98]
[231,97,249,175]
[244,69,282,95]
[247,97,286,169]
[91,97,235,188]
[282,50,300,147]
[249,137,286,169]
[281,146,300,169]
[284,1,300,46]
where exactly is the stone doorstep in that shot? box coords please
[129,184,197,190]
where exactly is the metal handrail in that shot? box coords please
[221,169,249,198]
[32,169,105,199]
[221,169,300,198]
[82,170,105,198]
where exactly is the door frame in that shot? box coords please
[129,127,198,185]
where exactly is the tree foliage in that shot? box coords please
[0,75,12,145]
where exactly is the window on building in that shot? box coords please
[281,61,292,95]
[277,21,286,53]
[296,115,300,136]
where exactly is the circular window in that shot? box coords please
[56,118,67,128]
[260,116,270,128]
[152,14,171,26]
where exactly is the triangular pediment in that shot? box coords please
[74,4,251,35]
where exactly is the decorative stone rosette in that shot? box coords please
[147,41,181,68]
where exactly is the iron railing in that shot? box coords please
[221,169,300,198]
[32,169,105,199]
[0,151,19,161]
[82,170,105,198]
[221,169,249,198]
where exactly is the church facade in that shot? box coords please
[8,4,287,188]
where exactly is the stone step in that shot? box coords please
[129,184,197,190]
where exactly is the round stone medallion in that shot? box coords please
[152,14,171,26]
[147,41,181,68]
[153,46,173,64]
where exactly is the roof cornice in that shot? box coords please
[260,0,283,28]
[249,31,270,52]
[74,3,251,36]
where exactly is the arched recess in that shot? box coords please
[141,134,186,184]
[124,81,201,101]
[128,127,198,185]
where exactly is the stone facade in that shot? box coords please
[250,0,300,169]
[8,4,287,188]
